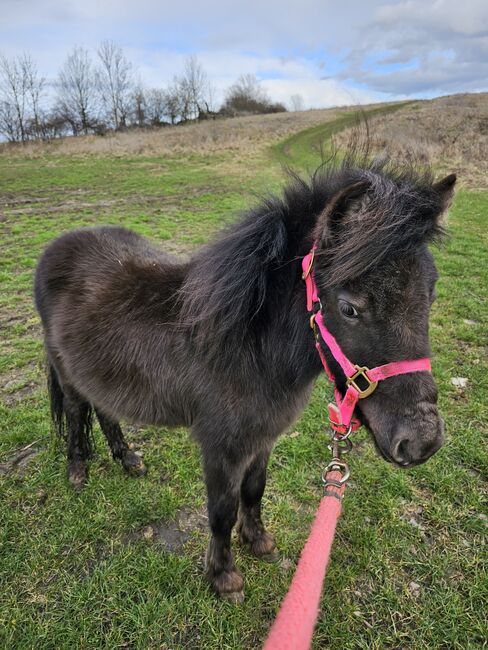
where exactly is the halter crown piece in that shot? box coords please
[302,245,432,435]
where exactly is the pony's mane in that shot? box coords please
[178,153,447,356]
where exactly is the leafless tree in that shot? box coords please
[173,77,188,121]
[23,55,46,139]
[38,110,71,139]
[0,53,30,141]
[290,93,304,112]
[0,99,18,142]
[159,77,190,123]
[223,74,286,115]
[97,41,134,130]
[0,53,46,142]
[169,56,214,121]
[225,74,267,109]
[56,46,98,135]
[144,88,167,125]
[131,83,147,127]
[182,55,207,119]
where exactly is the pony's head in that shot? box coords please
[312,164,456,466]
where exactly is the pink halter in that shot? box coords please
[302,246,431,434]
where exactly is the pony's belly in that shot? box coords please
[91,382,193,429]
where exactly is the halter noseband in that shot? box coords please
[302,245,432,434]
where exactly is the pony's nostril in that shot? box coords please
[391,438,411,465]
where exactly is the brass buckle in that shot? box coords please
[302,249,315,279]
[346,365,378,399]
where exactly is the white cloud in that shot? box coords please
[127,49,382,108]
[375,0,488,36]
[262,79,381,109]
[340,0,488,94]
[0,0,487,101]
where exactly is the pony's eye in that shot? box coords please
[339,301,359,319]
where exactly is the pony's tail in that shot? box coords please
[48,363,66,440]
[47,363,94,456]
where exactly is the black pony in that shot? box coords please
[34,156,455,602]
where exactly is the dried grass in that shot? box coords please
[3,94,487,189]
[335,93,488,188]
[1,107,361,159]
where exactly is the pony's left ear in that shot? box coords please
[433,173,456,211]
[314,180,370,246]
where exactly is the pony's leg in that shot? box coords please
[95,409,147,477]
[203,453,245,603]
[237,449,276,558]
[63,386,93,491]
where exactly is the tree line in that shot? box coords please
[0,43,301,142]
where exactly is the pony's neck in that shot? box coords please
[178,192,322,381]
[265,248,324,379]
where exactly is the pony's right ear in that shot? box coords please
[433,173,457,211]
[313,180,370,246]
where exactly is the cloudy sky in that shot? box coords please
[1,0,487,109]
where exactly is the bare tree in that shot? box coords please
[290,93,304,112]
[0,53,28,141]
[22,55,46,139]
[225,74,267,111]
[97,41,133,130]
[183,55,206,118]
[159,77,191,124]
[131,83,147,127]
[39,110,71,139]
[0,99,18,142]
[145,88,168,125]
[223,74,286,115]
[57,46,98,135]
[173,56,214,121]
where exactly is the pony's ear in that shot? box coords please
[433,173,456,211]
[314,180,370,246]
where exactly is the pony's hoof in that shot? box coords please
[257,548,279,563]
[250,531,276,558]
[209,568,244,602]
[238,525,276,559]
[122,450,147,477]
[68,460,87,490]
[220,590,245,604]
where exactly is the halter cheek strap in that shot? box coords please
[302,247,431,433]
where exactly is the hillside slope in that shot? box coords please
[336,93,488,188]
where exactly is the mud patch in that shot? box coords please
[1,362,40,404]
[2,187,222,217]
[399,499,434,545]
[2,381,37,405]
[125,508,208,554]
[0,441,41,475]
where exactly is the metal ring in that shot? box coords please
[331,424,353,441]
[322,460,350,484]
[327,438,353,455]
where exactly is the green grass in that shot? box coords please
[272,101,415,168]
[0,109,487,649]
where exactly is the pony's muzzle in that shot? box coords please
[390,416,445,466]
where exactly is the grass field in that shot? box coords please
[0,100,487,649]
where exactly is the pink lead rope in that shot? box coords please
[262,471,345,650]
[262,246,432,650]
